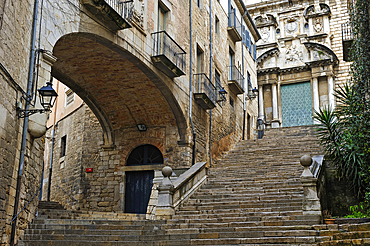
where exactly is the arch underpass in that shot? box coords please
[52,32,187,147]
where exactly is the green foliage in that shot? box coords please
[313,0,370,199]
[344,203,370,218]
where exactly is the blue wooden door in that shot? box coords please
[125,170,154,214]
[281,82,313,127]
[125,144,163,214]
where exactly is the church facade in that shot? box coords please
[247,0,352,128]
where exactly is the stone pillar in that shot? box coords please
[258,85,264,119]
[155,166,175,220]
[312,77,320,124]
[271,83,279,128]
[308,18,313,36]
[300,155,321,216]
[328,75,335,110]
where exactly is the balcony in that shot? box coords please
[194,73,217,110]
[151,31,186,79]
[228,10,242,42]
[342,22,354,62]
[81,0,133,31]
[228,66,244,95]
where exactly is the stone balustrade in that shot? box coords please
[300,154,324,217]
[154,162,208,220]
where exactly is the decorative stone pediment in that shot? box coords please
[255,14,277,28]
[285,44,304,65]
[257,48,280,68]
[304,4,331,19]
[304,42,338,64]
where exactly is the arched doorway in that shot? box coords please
[125,145,163,214]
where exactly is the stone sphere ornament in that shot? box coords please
[162,166,173,177]
[300,154,312,167]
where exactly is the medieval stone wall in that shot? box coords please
[0,0,47,245]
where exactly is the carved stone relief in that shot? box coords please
[255,14,277,28]
[312,48,331,60]
[131,0,145,28]
[285,45,303,64]
[313,18,323,33]
[260,27,270,43]
[285,20,298,36]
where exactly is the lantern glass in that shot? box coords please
[38,82,58,110]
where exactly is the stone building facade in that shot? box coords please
[246,0,352,128]
[39,0,259,223]
[0,0,354,244]
[0,0,54,245]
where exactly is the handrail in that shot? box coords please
[11,185,42,223]
[56,184,78,203]
[194,73,218,104]
[310,155,324,179]
[155,162,208,219]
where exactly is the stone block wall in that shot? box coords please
[0,0,47,245]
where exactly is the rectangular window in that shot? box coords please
[197,46,204,74]
[215,16,220,35]
[158,3,167,31]
[215,70,221,89]
[61,135,67,157]
[65,88,74,107]
[229,97,234,107]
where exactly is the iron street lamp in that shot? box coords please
[17,81,58,118]
[217,87,227,102]
[247,87,258,100]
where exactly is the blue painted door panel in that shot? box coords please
[281,82,313,127]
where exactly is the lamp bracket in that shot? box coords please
[17,109,50,118]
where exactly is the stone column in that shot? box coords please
[300,155,321,216]
[328,75,335,110]
[155,166,175,220]
[308,18,313,36]
[258,85,264,119]
[271,83,279,128]
[312,77,320,124]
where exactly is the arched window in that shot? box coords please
[126,144,163,166]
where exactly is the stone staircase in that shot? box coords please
[20,126,334,245]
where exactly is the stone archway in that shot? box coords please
[52,32,187,147]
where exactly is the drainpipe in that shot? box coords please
[47,80,59,201]
[189,0,196,165]
[10,0,39,245]
[241,11,247,140]
[208,0,213,166]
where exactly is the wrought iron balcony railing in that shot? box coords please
[194,73,217,110]
[109,0,133,20]
[341,22,354,62]
[341,22,354,42]
[151,31,186,78]
[81,0,133,31]
[228,10,243,42]
[227,65,244,94]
